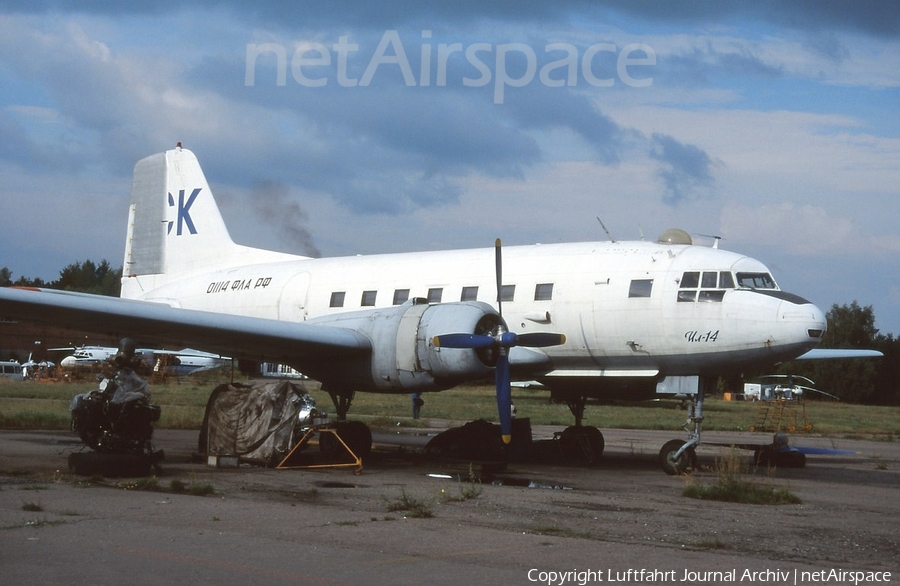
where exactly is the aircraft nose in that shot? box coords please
[779,299,827,342]
[809,303,827,339]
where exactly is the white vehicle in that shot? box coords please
[0,360,23,380]
[0,146,879,473]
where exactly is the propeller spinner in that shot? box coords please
[433,239,566,443]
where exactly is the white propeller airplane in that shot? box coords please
[50,344,228,377]
[0,145,879,473]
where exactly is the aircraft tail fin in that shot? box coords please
[122,145,298,297]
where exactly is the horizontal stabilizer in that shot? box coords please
[794,348,883,360]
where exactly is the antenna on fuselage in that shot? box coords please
[696,233,723,248]
[596,217,616,243]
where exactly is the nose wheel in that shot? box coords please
[659,439,697,475]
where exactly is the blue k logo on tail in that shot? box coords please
[167,188,201,235]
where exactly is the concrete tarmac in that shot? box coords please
[1,425,898,585]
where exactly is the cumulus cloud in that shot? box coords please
[720,202,900,256]
[1,2,899,331]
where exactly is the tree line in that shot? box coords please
[1,260,122,297]
[776,302,899,405]
[2,261,898,404]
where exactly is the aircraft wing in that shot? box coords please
[0,287,371,371]
[794,348,883,360]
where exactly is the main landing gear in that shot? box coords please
[326,389,373,459]
[556,393,605,465]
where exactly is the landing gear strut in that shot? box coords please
[658,379,710,475]
[325,389,372,459]
[328,390,355,422]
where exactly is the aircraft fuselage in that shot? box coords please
[123,238,826,396]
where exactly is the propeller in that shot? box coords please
[432,239,565,444]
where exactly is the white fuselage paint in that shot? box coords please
[123,239,827,385]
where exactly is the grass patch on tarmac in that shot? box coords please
[683,449,801,505]
[111,475,216,496]
[382,488,434,518]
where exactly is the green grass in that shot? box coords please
[2,378,900,437]
[381,488,434,518]
[683,449,802,505]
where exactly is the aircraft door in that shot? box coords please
[585,278,615,363]
[278,272,311,322]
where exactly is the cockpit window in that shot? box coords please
[698,290,726,303]
[680,272,699,288]
[736,272,776,289]
[678,270,731,303]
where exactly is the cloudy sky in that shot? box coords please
[1,2,898,334]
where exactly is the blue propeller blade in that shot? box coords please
[515,332,566,347]
[495,238,503,316]
[432,333,496,349]
[495,352,512,443]
[433,238,565,446]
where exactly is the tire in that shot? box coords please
[558,426,605,465]
[659,439,696,475]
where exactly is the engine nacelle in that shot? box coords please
[305,299,502,392]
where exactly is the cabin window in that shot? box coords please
[628,279,653,298]
[392,289,410,305]
[361,290,377,306]
[500,284,516,302]
[534,283,554,301]
[427,288,443,303]
[329,291,345,308]
[460,286,478,301]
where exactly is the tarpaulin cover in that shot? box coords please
[199,380,307,465]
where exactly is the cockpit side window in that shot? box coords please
[680,272,699,289]
[736,272,776,289]
[678,270,731,303]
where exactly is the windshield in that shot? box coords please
[736,272,776,289]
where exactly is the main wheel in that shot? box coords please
[320,421,372,460]
[659,439,696,475]
[558,425,605,465]
[338,420,372,459]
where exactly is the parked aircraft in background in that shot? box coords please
[0,145,880,473]
[49,344,228,377]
